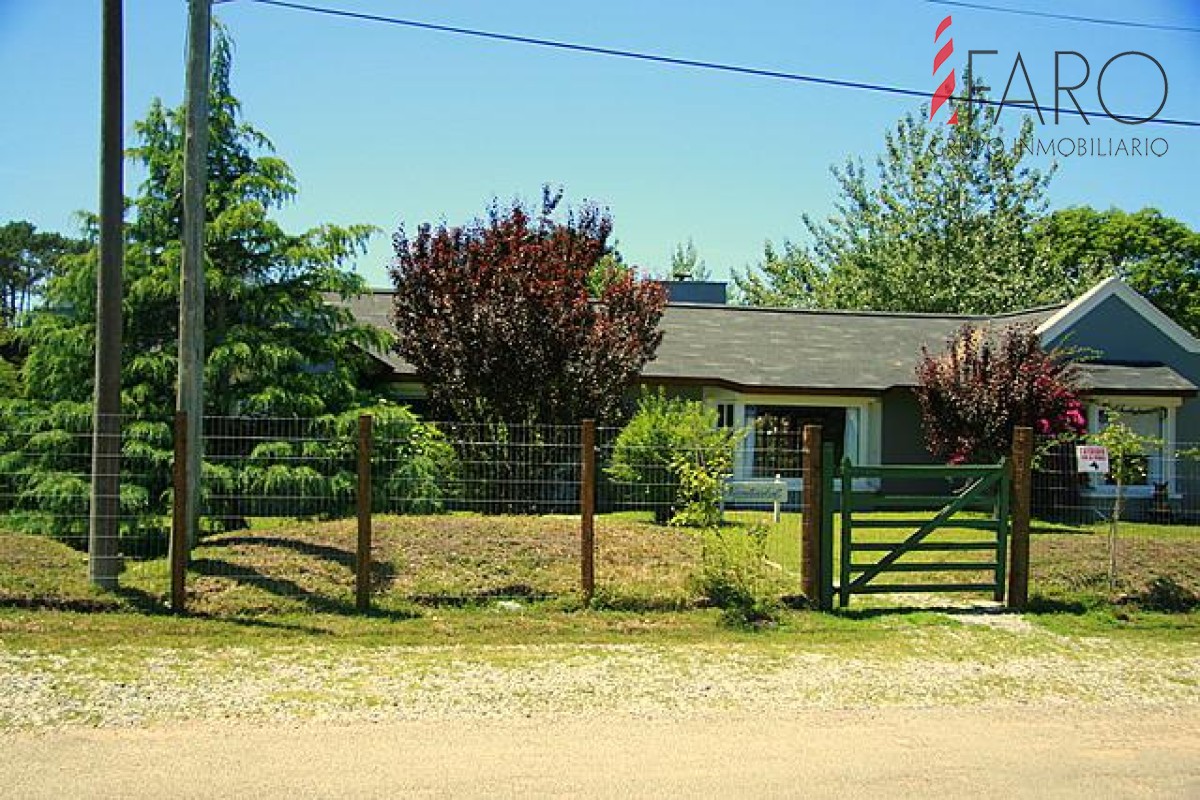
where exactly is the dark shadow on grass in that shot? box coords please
[0,595,124,613]
[1024,594,1092,615]
[1030,524,1093,536]
[179,613,346,634]
[0,585,169,615]
[831,602,1014,621]
[408,583,557,608]
[190,556,345,611]
[587,594,695,613]
[113,585,172,614]
[189,557,416,621]
[209,536,356,570]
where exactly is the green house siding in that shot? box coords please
[1044,294,1200,445]
[881,388,933,464]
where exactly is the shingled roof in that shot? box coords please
[642,303,1059,393]
[330,291,1196,396]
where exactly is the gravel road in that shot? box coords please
[1,630,1197,728]
[2,623,1197,796]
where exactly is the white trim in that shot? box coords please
[702,391,879,491]
[1036,276,1200,353]
[1081,400,1177,496]
[1089,394,1183,410]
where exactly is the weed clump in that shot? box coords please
[690,525,781,628]
[1118,576,1198,613]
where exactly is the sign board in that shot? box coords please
[1075,445,1110,474]
[723,478,789,505]
[722,476,789,523]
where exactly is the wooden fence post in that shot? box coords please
[580,419,596,605]
[1007,426,1034,610]
[819,442,836,611]
[356,414,373,613]
[801,425,822,603]
[170,410,188,613]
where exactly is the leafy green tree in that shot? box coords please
[735,86,1061,313]
[19,25,385,418]
[0,221,84,324]
[669,239,711,281]
[1036,207,1200,336]
[1089,413,1161,588]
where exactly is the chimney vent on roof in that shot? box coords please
[658,280,727,305]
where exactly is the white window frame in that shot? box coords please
[1083,396,1179,498]
[702,390,882,492]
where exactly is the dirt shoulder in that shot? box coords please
[2,623,1198,728]
[3,708,1198,799]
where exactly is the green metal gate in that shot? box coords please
[827,457,1010,607]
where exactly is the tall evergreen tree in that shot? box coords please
[20,25,385,418]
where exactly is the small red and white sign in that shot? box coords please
[1075,445,1110,474]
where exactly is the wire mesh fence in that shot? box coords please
[595,424,807,608]
[1029,444,1200,601]
[1,407,1195,615]
[0,406,172,609]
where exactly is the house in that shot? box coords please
[335,277,1199,514]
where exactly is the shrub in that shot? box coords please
[915,324,1084,464]
[0,400,168,552]
[606,391,742,524]
[206,404,457,523]
[441,420,578,515]
[0,399,457,543]
[690,525,781,627]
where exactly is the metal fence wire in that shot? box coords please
[0,408,172,607]
[0,410,1196,614]
[1028,444,1200,599]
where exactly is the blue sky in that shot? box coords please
[1,0,1198,287]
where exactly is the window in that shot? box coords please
[716,403,735,429]
[1093,406,1167,489]
[745,405,846,478]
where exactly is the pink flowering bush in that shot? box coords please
[915,325,1085,464]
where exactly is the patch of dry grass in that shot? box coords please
[1,511,1196,618]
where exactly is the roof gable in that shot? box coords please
[1036,277,1200,354]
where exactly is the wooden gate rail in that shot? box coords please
[837,458,1010,607]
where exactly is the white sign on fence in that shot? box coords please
[1075,445,1110,474]
[722,475,789,522]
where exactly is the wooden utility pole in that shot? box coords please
[178,0,212,547]
[1007,426,1034,610]
[89,0,124,589]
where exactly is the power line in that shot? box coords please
[924,0,1200,35]
[234,0,1200,128]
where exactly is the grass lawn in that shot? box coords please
[3,510,1196,730]
[0,509,1196,628]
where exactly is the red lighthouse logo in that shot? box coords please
[931,15,958,124]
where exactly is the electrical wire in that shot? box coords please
[232,0,1200,128]
[924,0,1200,35]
